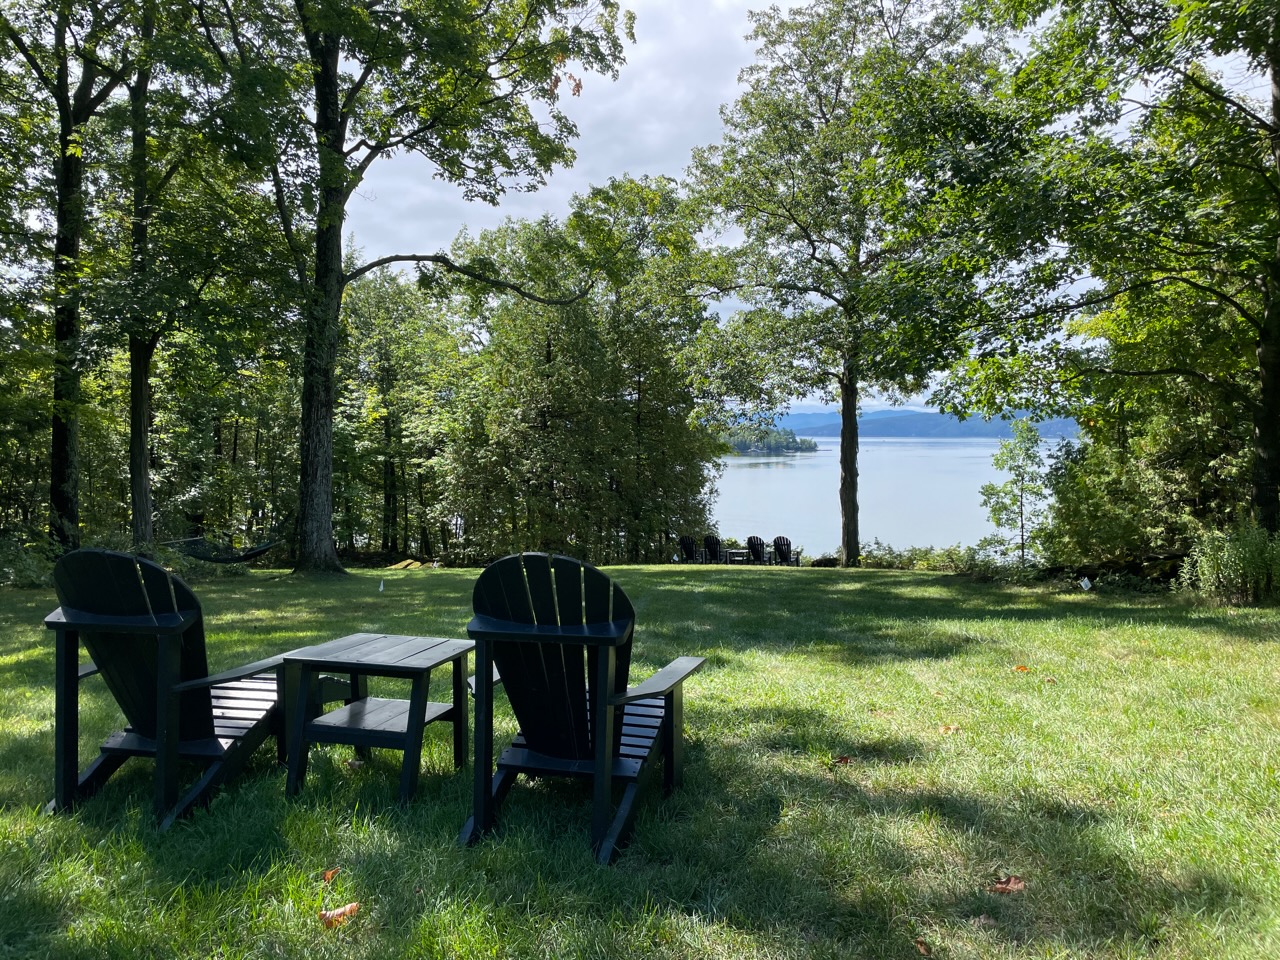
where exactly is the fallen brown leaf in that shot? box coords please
[319,902,360,928]
[322,867,340,884]
[1045,676,1058,684]
[1014,665,1030,672]
[940,724,962,735]
[913,936,932,956]
[990,875,1026,895]
[832,755,851,765]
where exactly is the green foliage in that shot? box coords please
[1020,284,1257,571]
[0,538,55,588]
[945,0,1280,541]
[979,419,1048,566]
[1180,519,1280,605]
[859,538,1000,577]
[687,0,1018,563]
[429,179,721,564]
[334,265,460,557]
[0,306,50,544]
[722,426,816,455]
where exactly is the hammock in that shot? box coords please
[165,535,283,564]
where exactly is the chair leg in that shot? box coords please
[44,752,127,815]
[461,644,498,847]
[164,713,278,829]
[596,781,641,866]
[663,686,686,794]
[459,768,517,846]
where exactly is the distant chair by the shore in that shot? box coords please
[677,535,701,563]
[746,536,767,564]
[772,536,800,566]
[703,535,725,564]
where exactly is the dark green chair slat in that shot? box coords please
[47,549,283,829]
[523,553,559,626]
[582,562,614,623]
[551,555,584,627]
[464,552,704,864]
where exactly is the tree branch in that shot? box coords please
[345,253,594,305]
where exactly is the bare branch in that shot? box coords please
[345,253,594,305]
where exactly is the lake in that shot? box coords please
[711,437,1004,557]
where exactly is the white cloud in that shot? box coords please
[344,0,759,264]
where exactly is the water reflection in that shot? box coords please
[711,438,1003,557]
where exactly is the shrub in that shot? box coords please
[1179,519,1280,605]
[0,540,56,588]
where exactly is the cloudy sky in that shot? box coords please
[344,0,760,264]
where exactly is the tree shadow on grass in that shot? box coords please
[0,566,1270,957]
[628,743,1249,957]
[621,565,1280,648]
[1,725,1255,960]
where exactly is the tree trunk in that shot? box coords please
[838,356,860,567]
[49,115,85,552]
[128,18,156,549]
[1255,39,1280,533]
[1256,271,1280,532]
[295,22,346,573]
[382,413,396,552]
[129,334,159,546]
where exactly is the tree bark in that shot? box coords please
[39,9,130,553]
[294,18,346,573]
[128,11,156,548]
[838,354,860,567]
[49,128,83,552]
[1253,34,1280,533]
[129,334,159,546]
[382,412,396,552]
[1255,268,1280,532]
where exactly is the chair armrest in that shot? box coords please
[611,656,705,706]
[467,614,633,647]
[45,605,199,635]
[173,653,288,692]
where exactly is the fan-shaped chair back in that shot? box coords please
[472,553,635,761]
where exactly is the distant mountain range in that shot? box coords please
[777,409,1077,439]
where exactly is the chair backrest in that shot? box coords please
[53,549,215,740]
[472,553,635,762]
[772,536,792,563]
[747,536,766,562]
[703,535,722,561]
[677,536,699,562]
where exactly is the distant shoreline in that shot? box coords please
[779,410,1077,441]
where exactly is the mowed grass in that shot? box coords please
[1,565,1279,959]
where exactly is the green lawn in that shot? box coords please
[2,566,1278,959]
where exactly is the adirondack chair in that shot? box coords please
[45,549,286,829]
[772,536,800,566]
[703,535,725,564]
[460,553,705,864]
[746,536,768,564]
[677,535,701,563]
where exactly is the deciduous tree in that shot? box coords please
[220,0,634,572]
[689,0,1014,565]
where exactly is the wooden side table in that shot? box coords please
[283,633,473,803]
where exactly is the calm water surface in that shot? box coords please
[711,437,1003,557]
